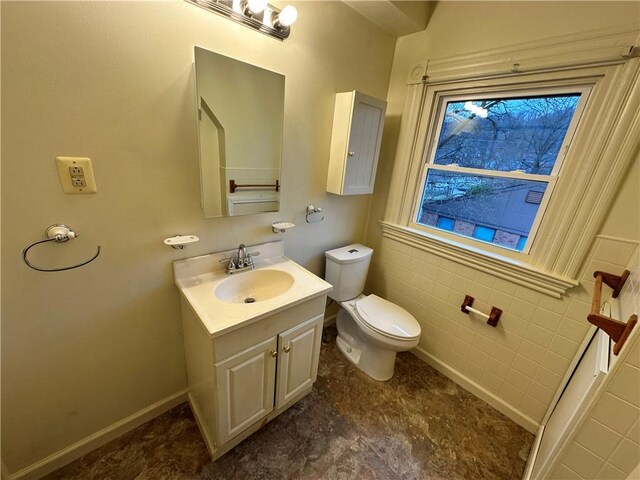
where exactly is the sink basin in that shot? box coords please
[173,241,333,337]
[215,269,294,304]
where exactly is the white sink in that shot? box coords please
[215,269,294,304]
[172,241,333,338]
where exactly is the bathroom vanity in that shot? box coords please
[173,241,332,459]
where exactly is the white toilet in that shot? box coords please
[324,244,421,381]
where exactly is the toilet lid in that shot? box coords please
[354,295,421,340]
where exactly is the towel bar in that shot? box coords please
[229,179,280,193]
[588,270,637,355]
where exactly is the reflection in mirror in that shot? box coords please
[194,47,284,217]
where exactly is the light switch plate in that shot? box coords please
[56,157,97,194]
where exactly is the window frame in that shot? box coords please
[381,27,640,297]
[410,85,592,256]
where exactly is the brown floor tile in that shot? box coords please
[45,327,533,480]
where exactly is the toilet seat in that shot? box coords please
[354,295,421,341]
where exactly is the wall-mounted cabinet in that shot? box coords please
[326,90,387,195]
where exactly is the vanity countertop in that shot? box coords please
[173,241,332,338]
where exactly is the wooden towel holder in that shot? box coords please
[229,179,280,194]
[588,269,637,355]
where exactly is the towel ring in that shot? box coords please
[305,204,324,224]
[22,224,101,272]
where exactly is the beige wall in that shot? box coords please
[0,1,395,474]
[368,0,640,250]
[368,230,638,429]
[601,151,640,240]
[365,1,639,430]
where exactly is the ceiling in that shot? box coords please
[342,1,436,37]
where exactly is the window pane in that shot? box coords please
[437,216,455,231]
[417,170,547,251]
[474,226,496,242]
[517,236,528,252]
[433,94,581,175]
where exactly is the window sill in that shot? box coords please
[380,221,578,298]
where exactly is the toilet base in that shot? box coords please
[336,308,398,381]
[336,335,361,365]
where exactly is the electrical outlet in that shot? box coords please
[69,165,84,177]
[56,157,97,194]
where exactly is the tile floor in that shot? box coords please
[45,327,533,479]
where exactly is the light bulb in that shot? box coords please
[246,0,268,14]
[276,5,297,27]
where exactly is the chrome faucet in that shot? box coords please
[220,243,258,274]
[237,243,248,267]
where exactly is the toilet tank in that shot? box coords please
[324,244,373,301]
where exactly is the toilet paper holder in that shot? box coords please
[461,295,502,327]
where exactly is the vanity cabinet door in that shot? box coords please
[275,314,323,407]
[214,336,277,445]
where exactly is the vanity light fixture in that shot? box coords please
[186,0,298,41]
[273,5,297,28]
[245,0,268,15]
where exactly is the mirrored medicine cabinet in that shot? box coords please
[194,46,285,218]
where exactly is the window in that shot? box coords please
[382,28,640,297]
[414,92,585,253]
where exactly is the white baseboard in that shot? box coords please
[410,346,539,433]
[522,424,545,480]
[5,389,189,480]
[323,312,337,327]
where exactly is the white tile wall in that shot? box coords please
[548,245,640,479]
[368,236,638,427]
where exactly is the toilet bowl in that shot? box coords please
[324,244,422,381]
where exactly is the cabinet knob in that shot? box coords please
[348,151,355,157]
[283,345,291,353]
[270,350,278,358]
